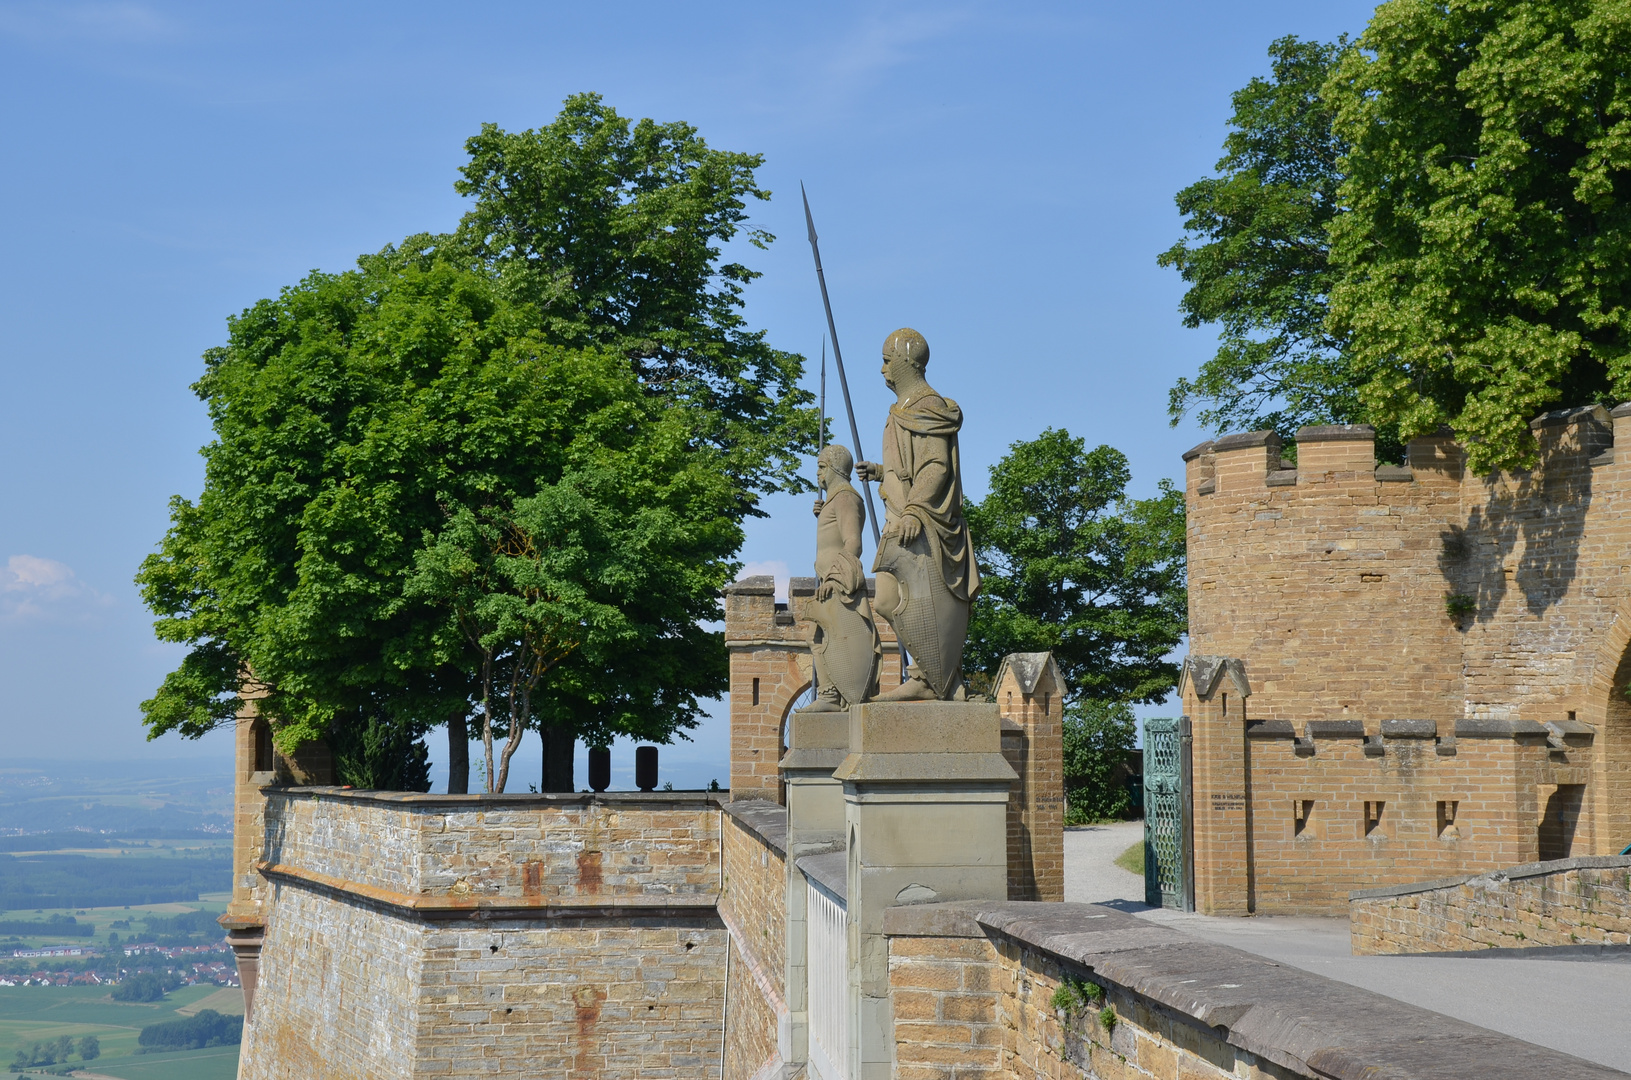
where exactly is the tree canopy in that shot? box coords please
[137,96,798,790]
[962,428,1187,705]
[1166,5,1631,474]
[1327,0,1631,474]
[1159,36,1358,447]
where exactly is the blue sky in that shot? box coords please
[0,0,1377,786]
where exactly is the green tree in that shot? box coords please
[140,258,738,791]
[964,429,1187,702]
[1326,0,1631,474]
[138,97,798,791]
[1061,701,1139,824]
[1160,36,1361,448]
[448,92,810,506]
[963,429,1186,823]
[78,1035,100,1061]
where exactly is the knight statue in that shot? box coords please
[855,328,979,701]
[798,443,882,713]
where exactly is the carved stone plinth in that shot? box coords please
[834,701,1016,1080]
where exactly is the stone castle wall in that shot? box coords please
[1350,854,1631,955]
[240,789,729,1080]
[720,802,788,1080]
[881,901,1618,1080]
[1182,407,1631,913]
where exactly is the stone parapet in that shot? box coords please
[240,790,729,1080]
[1350,854,1631,955]
[262,788,723,902]
[721,801,789,1080]
[884,900,1624,1080]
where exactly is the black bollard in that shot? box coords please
[634,746,658,792]
[588,747,611,793]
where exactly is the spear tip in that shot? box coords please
[800,181,818,244]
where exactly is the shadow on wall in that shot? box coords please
[1439,454,1596,621]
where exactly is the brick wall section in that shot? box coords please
[995,655,1066,902]
[883,901,1623,1080]
[241,791,728,1079]
[261,789,721,900]
[887,930,1008,1080]
[414,917,723,1079]
[720,804,787,995]
[1350,854,1631,954]
[724,937,779,1080]
[726,577,811,801]
[1242,733,1570,913]
[239,883,425,1080]
[1182,408,1631,913]
[719,801,789,1080]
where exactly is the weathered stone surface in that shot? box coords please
[886,900,1625,1080]
[1183,409,1631,915]
[1351,854,1631,955]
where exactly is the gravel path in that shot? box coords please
[1060,820,1145,905]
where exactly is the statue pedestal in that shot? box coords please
[780,710,852,1065]
[834,701,1016,1080]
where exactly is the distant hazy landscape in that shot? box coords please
[0,759,239,1078]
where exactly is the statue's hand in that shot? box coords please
[855,461,882,482]
[812,498,825,518]
[815,580,836,602]
[896,513,923,545]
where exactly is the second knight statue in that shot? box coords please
[857,328,979,701]
[799,443,882,712]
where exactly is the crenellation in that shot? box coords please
[1184,406,1631,913]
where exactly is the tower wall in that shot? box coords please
[1183,407,1631,913]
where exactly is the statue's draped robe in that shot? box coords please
[875,395,980,602]
[871,392,979,698]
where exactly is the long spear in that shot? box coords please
[802,183,908,680]
[801,182,881,546]
[819,337,827,456]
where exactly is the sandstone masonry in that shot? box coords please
[1182,408,1631,913]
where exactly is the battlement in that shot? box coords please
[1181,402,1631,914]
[1186,405,1627,503]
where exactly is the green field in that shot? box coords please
[0,896,230,954]
[60,1043,240,1079]
[0,983,241,1078]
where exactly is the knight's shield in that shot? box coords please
[810,593,880,706]
[873,534,967,699]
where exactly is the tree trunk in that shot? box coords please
[447,713,469,795]
[541,722,575,793]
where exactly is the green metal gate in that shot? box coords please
[1143,717,1192,910]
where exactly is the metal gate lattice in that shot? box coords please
[1143,717,1189,909]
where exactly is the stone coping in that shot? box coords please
[1453,717,1550,738]
[887,901,1622,1080]
[722,799,788,858]
[1181,440,1214,462]
[1532,405,1610,429]
[257,860,721,921]
[1297,423,1375,442]
[1350,854,1631,901]
[1242,718,1560,742]
[1380,718,1437,738]
[258,785,725,808]
[1212,430,1279,452]
[797,852,847,904]
[1306,719,1366,739]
